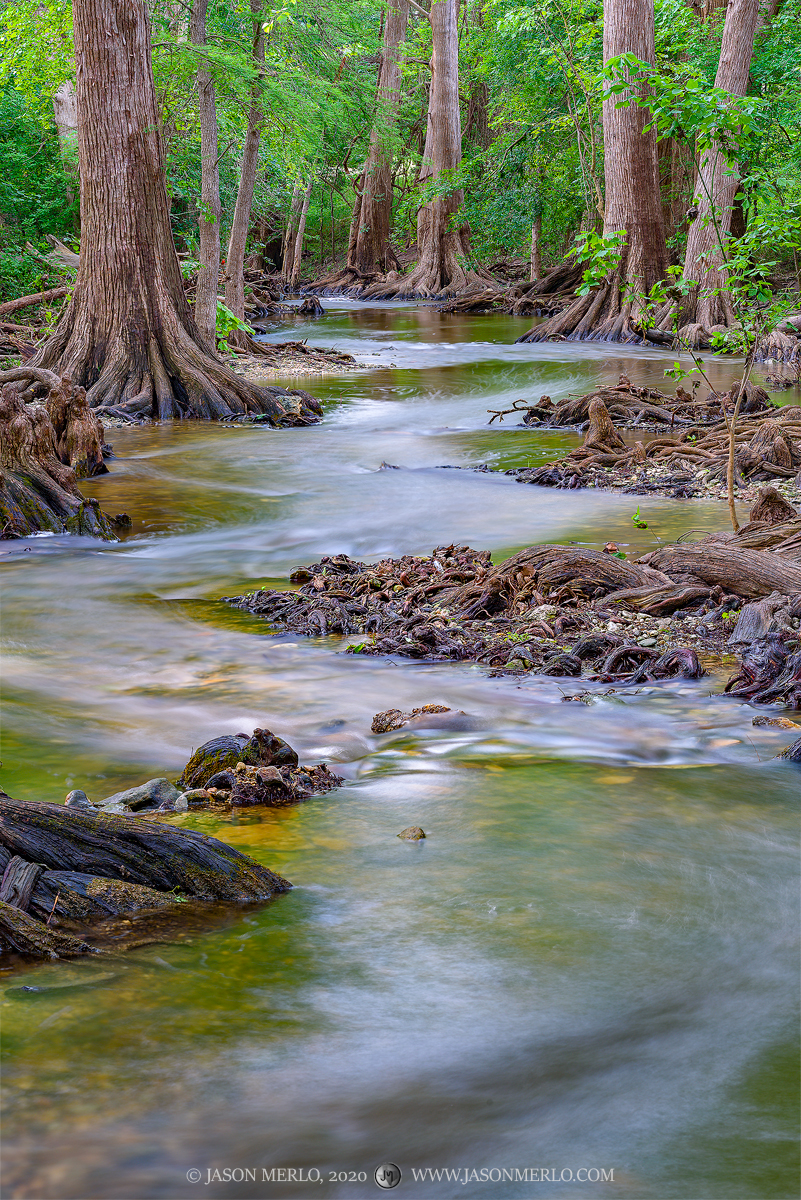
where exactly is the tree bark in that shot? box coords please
[290,178,314,289]
[224,0,266,343]
[0,371,116,539]
[675,0,761,332]
[189,0,221,352]
[518,0,668,342]
[282,184,305,283]
[348,0,410,275]
[0,798,291,901]
[53,81,78,205]
[364,0,480,299]
[28,0,291,421]
[530,216,543,282]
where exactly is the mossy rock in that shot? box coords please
[179,734,250,789]
[179,728,299,789]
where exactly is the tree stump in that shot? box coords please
[0,373,116,539]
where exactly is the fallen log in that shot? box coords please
[1,321,44,336]
[0,287,70,317]
[0,798,291,901]
[0,900,96,958]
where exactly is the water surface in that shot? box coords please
[1,303,798,1200]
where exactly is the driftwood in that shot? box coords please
[0,799,291,901]
[726,593,799,646]
[28,869,183,925]
[0,857,44,910]
[0,900,95,958]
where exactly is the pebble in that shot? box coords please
[639,637,658,647]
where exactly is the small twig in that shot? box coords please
[45,890,61,926]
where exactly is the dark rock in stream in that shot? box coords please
[372,705,452,733]
[179,728,299,790]
[398,827,426,841]
[177,727,341,807]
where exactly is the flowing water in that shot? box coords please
[1,304,798,1200]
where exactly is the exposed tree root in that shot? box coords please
[223,515,801,708]
[300,266,386,297]
[516,274,661,344]
[511,391,801,496]
[31,308,315,422]
[225,543,718,677]
[489,379,771,432]
[0,371,116,539]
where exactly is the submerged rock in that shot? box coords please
[398,827,426,841]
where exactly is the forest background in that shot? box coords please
[0,0,799,345]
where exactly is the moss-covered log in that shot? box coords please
[0,900,96,957]
[0,799,291,900]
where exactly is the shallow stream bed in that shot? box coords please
[1,304,798,1199]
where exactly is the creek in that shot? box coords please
[1,303,798,1199]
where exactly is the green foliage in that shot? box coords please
[569,229,626,294]
[0,87,77,299]
[215,300,253,351]
[0,0,798,294]
[631,506,647,529]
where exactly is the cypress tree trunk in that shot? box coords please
[518,0,667,342]
[348,0,409,275]
[281,185,305,283]
[224,0,266,341]
[671,0,761,337]
[530,216,543,282]
[53,81,78,205]
[365,0,482,299]
[30,0,289,421]
[290,179,313,289]
[189,0,221,353]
